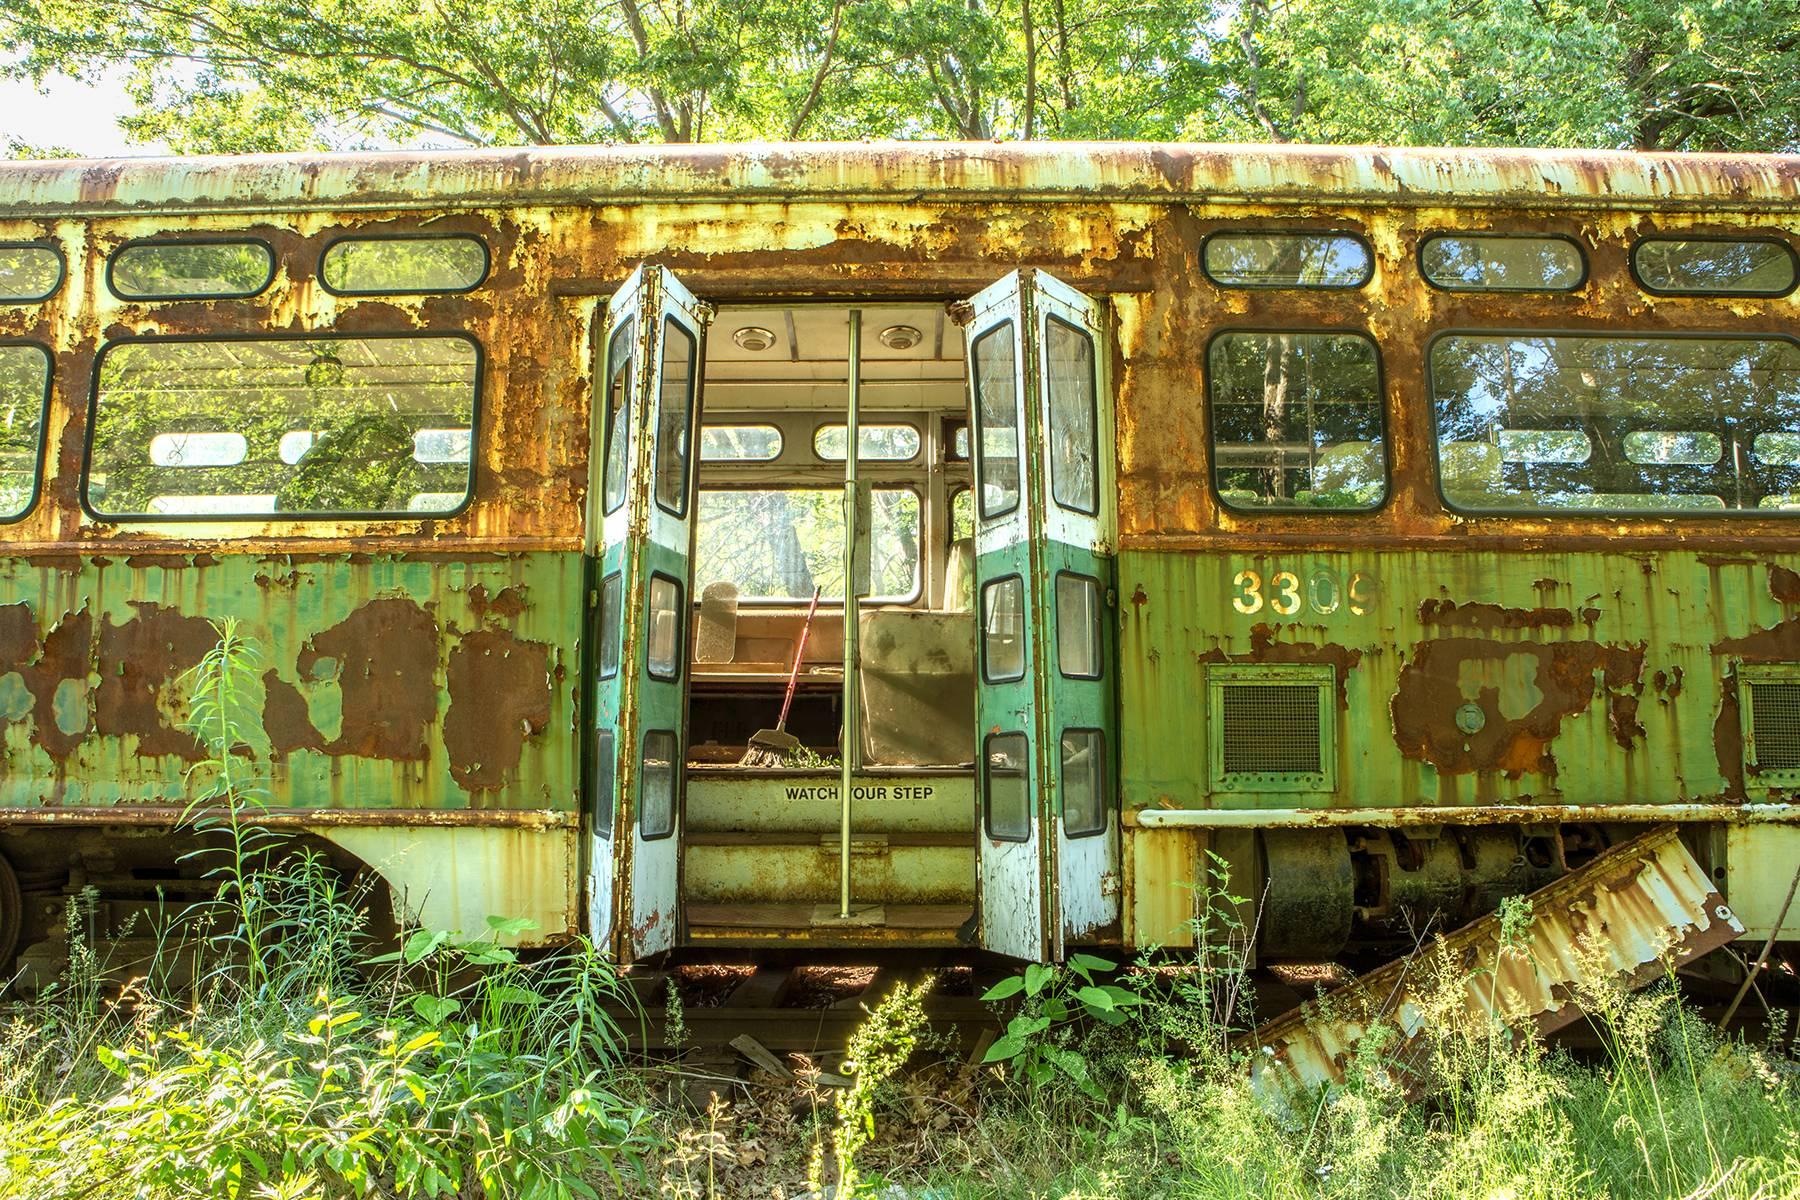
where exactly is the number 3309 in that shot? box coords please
[1232,568,1378,617]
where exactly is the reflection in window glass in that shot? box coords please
[984,732,1030,842]
[1055,573,1103,679]
[1061,729,1107,837]
[647,574,682,680]
[321,236,487,294]
[973,322,1019,518]
[950,487,974,543]
[111,241,271,299]
[1498,429,1590,463]
[1755,433,1800,466]
[950,423,970,460]
[412,428,472,464]
[86,335,478,518]
[640,730,676,839]
[590,728,615,837]
[982,576,1025,683]
[0,246,61,302]
[1045,315,1099,514]
[1208,332,1387,510]
[655,318,696,515]
[813,423,921,461]
[1204,233,1370,288]
[0,345,51,519]
[602,318,635,515]
[598,572,622,678]
[700,425,782,461]
[149,432,247,468]
[1634,239,1796,295]
[695,488,920,601]
[1420,235,1585,292]
[1431,334,1800,512]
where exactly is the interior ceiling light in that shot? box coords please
[732,326,777,352]
[879,324,923,351]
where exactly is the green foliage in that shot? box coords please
[824,978,929,1196]
[980,954,1145,1098]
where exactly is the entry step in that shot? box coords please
[685,902,973,948]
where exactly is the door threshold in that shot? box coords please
[684,902,973,948]
[811,903,885,927]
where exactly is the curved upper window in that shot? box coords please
[108,240,274,300]
[1207,330,1387,511]
[1202,233,1372,289]
[1420,235,1585,293]
[85,333,480,520]
[1632,238,1797,297]
[0,245,63,303]
[699,424,783,461]
[814,423,920,461]
[1431,333,1800,513]
[0,344,52,521]
[320,236,488,295]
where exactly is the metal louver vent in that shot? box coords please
[1208,665,1335,792]
[1746,674,1800,776]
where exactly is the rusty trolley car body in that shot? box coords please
[0,142,1798,973]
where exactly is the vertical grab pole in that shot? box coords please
[840,310,862,920]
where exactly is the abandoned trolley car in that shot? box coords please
[0,142,1797,974]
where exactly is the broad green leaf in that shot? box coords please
[1024,962,1053,996]
[981,1033,1026,1063]
[980,975,1026,1001]
[1075,986,1115,1012]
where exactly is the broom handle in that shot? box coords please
[774,587,822,731]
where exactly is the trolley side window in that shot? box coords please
[1632,238,1797,297]
[1420,235,1586,293]
[108,240,274,301]
[1202,233,1372,289]
[0,245,63,303]
[321,236,489,295]
[0,343,52,521]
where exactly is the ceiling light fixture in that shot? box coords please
[878,324,923,351]
[732,326,777,352]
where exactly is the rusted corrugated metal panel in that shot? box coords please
[1248,825,1742,1102]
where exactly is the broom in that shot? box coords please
[740,586,823,766]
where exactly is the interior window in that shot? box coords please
[85,334,478,518]
[1420,235,1585,292]
[647,574,683,680]
[1203,233,1371,289]
[694,487,920,601]
[601,317,635,515]
[109,240,272,300]
[1633,238,1796,296]
[981,576,1026,682]
[321,236,487,294]
[1208,331,1387,511]
[972,322,1020,518]
[1044,314,1099,515]
[640,730,676,839]
[655,317,696,515]
[598,572,622,678]
[983,731,1031,842]
[700,424,782,461]
[0,344,51,520]
[1061,729,1107,837]
[1431,333,1800,512]
[0,245,62,303]
[814,423,921,461]
[589,728,615,838]
[950,487,974,543]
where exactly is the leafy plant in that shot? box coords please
[980,954,1144,1098]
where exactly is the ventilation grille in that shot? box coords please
[1208,665,1334,792]
[1749,679,1800,773]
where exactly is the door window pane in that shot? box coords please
[1431,334,1800,513]
[1633,238,1796,296]
[590,727,616,837]
[109,240,273,300]
[972,322,1020,518]
[695,487,920,601]
[1055,573,1103,679]
[1203,233,1371,288]
[1208,331,1387,511]
[700,424,782,461]
[950,487,974,543]
[86,335,478,518]
[1420,235,1585,292]
[983,731,1031,842]
[640,729,677,840]
[647,573,683,681]
[602,317,635,515]
[1045,314,1099,515]
[981,576,1026,683]
[0,344,50,520]
[1061,729,1107,837]
[598,572,622,679]
[655,317,696,515]
[813,423,921,461]
[0,245,62,302]
[321,236,488,294]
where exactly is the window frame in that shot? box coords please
[1053,570,1105,681]
[698,422,784,463]
[811,420,923,463]
[1042,311,1102,517]
[645,571,686,682]
[979,573,1028,684]
[105,236,276,302]
[1201,326,1394,516]
[981,729,1032,844]
[588,726,616,839]
[970,318,1022,520]
[1059,726,1110,839]
[638,728,680,841]
[596,570,623,680]
[0,242,67,304]
[1416,231,1589,295]
[1199,230,1375,291]
[1629,234,1800,299]
[0,340,54,526]
[691,481,926,606]
[653,313,699,518]
[80,329,484,523]
[317,232,491,297]
[1425,327,1800,519]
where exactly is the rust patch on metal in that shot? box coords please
[1770,565,1800,606]
[1715,680,1747,799]
[0,601,34,665]
[467,584,529,623]
[14,607,93,759]
[444,630,551,791]
[1197,624,1363,708]
[1418,599,1577,631]
[261,670,325,757]
[294,598,438,761]
[92,602,216,759]
[1714,616,1800,662]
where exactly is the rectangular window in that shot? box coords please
[598,572,622,679]
[655,317,696,516]
[972,322,1020,518]
[1431,334,1800,513]
[0,343,51,521]
[814,423,921,461]
[0,244,63,303]
[640,729,677,840]
[983,731,1031,842]
[700,424,782,461]
[1633,238,1796,297]
[981,575,1026,683]
[647,573,683,681]
[85,334,479,519]
[320,236,488,295]
[695,487,920,601]
[589,727,616,838]
[602,318,636,516]
[1060,729,1107,837]
[1420,235,1585,293]
[1055,572,1103,680]
[1044,314,1099,515]
[1208,331,1387,511]
[1203,233,1372,289]
[108,240,273,301]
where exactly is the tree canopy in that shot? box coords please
[3,0,1797,153]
